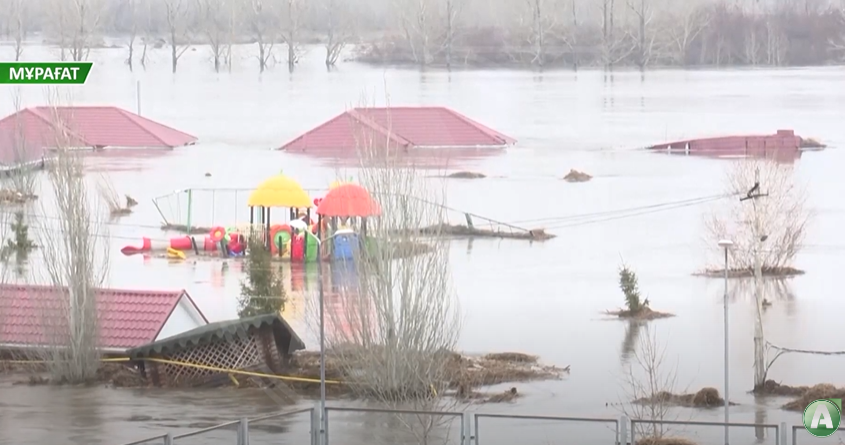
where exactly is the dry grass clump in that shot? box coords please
[634,387,727,408]
[0,189,37,204]
[607,307,674,321]
[782,384,845,411]
[562,169,592,182]
[636,437,697,445]
[283,349,564,400]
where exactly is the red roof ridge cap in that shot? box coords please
[440,107,516,145]
[278,111,348,151]
[347,108,412,147]
[115,108,197,147]
[26,106,93,146]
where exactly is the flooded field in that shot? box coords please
[1,45,844,444]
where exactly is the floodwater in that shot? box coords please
[1,44,845,444]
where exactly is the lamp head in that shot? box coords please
[718,239,734,249]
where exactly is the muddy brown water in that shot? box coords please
[1,45,844,444]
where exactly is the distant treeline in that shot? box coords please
[2,0,843,70]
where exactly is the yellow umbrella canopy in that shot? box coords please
[248,174,312,208]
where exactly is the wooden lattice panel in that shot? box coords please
[160,335,262,385]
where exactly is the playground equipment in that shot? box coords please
[316,183,381,261]
[247,174,321,261]
[123,176,387,261]
[119,233,246,256]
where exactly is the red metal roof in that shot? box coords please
[0,284,208,351]
[646,130,802,162]
[0,106,197,166]
[280,106,516,152]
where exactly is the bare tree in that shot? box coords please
[196,0,229,72]
[164,0,192,73]
[396,0,437,66]
[321,96,462,443]
[665,3,710,65]
[50,0,102,62]
[4,88,38,199]
[525,0,556,68]
[280,0,307,72]
[37,89,110,384]
[441,0,465,69]
[139,0,156,70]
[7,0,28,61]
[598,0,633,66]
[626,0,657,68]
[323,0,357,68]
[705,158,810,390]
[560,0,581,69]
[705,159,810,275]
[248,0,278,72]
[125,0,138,71]
[617,325,682,442]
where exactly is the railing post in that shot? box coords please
[792,425,798,445]
[630,420,636,445]
[473,414,480,445]
[779,422,786,445]
[461,413,473,445]
[618,416,628,445]
[237,417,249,445]
[310,406,320,445]
[163,433,173,445]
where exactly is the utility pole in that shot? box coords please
[740,168,768,393]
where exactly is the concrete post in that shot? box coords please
[619,416,628,445]
[237,417,249,445]
[310,406,320,445]
[461,413,473,445]
[163,433,173,445]
[779,422,786,445]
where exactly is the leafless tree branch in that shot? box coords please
[35,88,110,384]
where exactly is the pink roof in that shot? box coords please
[0,284,208,351]
[0,106,197,165]
[280,106,516,152]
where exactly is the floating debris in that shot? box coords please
[562,169,592,182]
[413,224,555,241]
[447,171,486,179]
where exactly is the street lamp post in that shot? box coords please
[718,239,734,445]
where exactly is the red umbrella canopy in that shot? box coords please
[316,184,381,217]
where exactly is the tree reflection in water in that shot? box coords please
[620,320,645,364]
[729,278,797,316]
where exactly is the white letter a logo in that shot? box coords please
[811,403,834,429]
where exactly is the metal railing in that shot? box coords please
[118,405,828,445]
[631,418,786,445]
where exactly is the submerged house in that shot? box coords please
[126,314,305,387]
[279,106,516,155]
[0,284,208,354]
[0,106,198,173]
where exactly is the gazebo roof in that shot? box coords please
[248,174,312,208]
[317,183,381,217]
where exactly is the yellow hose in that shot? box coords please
[0,356,342,384]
